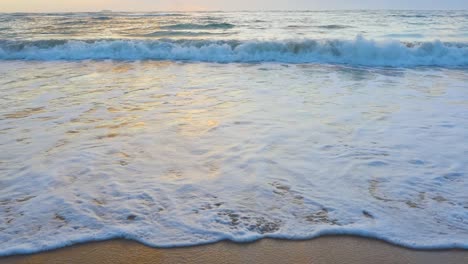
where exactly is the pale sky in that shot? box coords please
[1,0,467,12]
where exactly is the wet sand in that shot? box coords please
[2,236,467,264]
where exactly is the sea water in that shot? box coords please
[0,11,467,255]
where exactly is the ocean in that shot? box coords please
[0,10,467,255]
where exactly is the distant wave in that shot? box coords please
[0,37,467,67]
[316,25,353,29]
[92,16,112,20]
[138,31,231,37]
[382,34,424,38]
[5,12,190,18]
[58,20,90,25]
[161,23,235,30]
[120,13,191,17]
[390,14,428,18]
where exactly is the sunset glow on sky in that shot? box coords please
[1,0,467,12]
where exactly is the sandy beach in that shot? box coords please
[2,236,467,264]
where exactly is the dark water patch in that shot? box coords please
[316,24,353,29]
[127,214,137,220]
[141,13,190,17]
[92,16,112,20]
[197,201,223,211]
[287,25,307,28]
[390,14,428,18]
[54,213,66,222]
[270,182,291,194]
[442,172,464,181]
[140,31,231,37]
[58,20,90,26]
[201,16,221,21]
[97,12,189,18]
[405,200,422,208]
[305,208,339,225]
[432,195,448,202]
[8,13,35,17]
[247,217,281,234]
[161,23,235,30]
[362,210,374,219]
[367,161,388,167]
[407,22,426,25]
[16,196,35,203]
[216,210,281,234]
[383,33,424,38]
[408,159,425,165]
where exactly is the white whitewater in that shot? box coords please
[0,37,467,66]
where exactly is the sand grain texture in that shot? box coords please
[2,236,468,264]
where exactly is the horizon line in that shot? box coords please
[1,8,467,13]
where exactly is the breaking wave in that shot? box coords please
[0,36,467,66]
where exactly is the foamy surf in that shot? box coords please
[1,60,467,256]
[0,37,467,66]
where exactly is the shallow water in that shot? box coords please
[0,10,468,256]
[0,61,467,255]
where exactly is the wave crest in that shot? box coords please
[0,37,467,66]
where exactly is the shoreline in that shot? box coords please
[2,236,467,264]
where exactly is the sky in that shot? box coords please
[1,0,467,12]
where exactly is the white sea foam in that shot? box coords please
[0,61,467,256]
[0,37,467,66]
